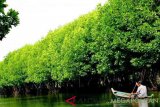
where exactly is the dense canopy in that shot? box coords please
[0,0,160,93]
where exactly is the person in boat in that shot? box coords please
[134,81,147,98]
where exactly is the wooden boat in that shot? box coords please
[111,88,154,99]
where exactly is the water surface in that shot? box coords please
[0,92,159,107]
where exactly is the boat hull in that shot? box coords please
[111,88,153,99]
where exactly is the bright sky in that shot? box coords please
[0,0,107,61]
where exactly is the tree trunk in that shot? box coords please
[13,86,19,96]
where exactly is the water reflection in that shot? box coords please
[138,99,148,107]
[113,103,132,107]
[0,92,159,107]
[113,99,149,107]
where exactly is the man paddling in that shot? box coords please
[133,81,147,98]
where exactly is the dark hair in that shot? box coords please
[138,81,142,84]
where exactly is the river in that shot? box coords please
[0,91,159,107]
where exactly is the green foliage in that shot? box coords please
[0,0,19,40]
[0,0,160,87]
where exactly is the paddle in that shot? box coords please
[129,83,137,98]
[131,83,137,93]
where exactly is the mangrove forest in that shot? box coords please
[0,0,160,96]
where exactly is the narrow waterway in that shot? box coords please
[0,91,159,107]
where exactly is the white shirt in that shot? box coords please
[136,85,147,98]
